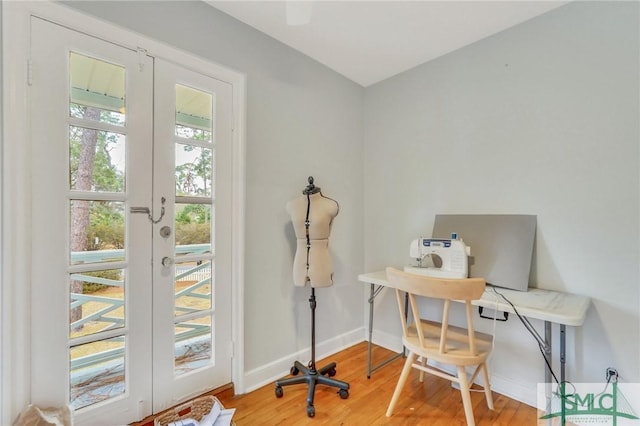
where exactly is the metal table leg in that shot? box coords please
[544,321,552,385]
[560,324,566,425]
[366,283,403,378]
[367,283,375,378]
[560,324,566,384]
[545,321,553,426]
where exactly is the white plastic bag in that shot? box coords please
[13,404,73,426]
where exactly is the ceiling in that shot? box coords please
[207,1,568,87]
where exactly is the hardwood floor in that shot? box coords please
[210,342,538,425]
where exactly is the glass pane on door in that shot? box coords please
[69,337,126,410]
[69,126,126,192]
[69,268,125,338]
[175,144,213,197]
[69,52,126,126]
[69,200,125,265]
[174,203,212,250]
[175,84,212,141]
[174,316,212,375]
[174,260,212,316]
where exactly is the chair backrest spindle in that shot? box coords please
[440,300,451,354]
[395,288,408,334]
[466,301,477,355]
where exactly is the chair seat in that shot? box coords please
[406,320,492,366]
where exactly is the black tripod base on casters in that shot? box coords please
[275,288,350,417]
[275,360,349,417]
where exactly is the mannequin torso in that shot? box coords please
[286,192,339,287]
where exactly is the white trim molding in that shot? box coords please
[1,2,246,423]
[2,3,33,423]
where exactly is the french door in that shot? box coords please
[30,17,233,425]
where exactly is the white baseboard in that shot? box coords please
[368,328,403,353]
[242,327,365,393]
[489,371,537,407]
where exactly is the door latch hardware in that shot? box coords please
[130,207,150,214]
[130,197,166,224]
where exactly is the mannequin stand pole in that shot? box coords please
[274,288,350,417]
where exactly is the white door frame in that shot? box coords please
[1,2,246,424]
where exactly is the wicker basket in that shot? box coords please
[153,395,234,426]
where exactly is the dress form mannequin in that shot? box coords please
[286,183,339,287]
[275,177,349,417]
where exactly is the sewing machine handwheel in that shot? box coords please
[290,366,299,375]
[339,389,349,399]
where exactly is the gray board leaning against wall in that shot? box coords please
[432,214,536,292]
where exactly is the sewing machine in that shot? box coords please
[404,238,470,279]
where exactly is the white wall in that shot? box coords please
[363,1,639,405]
[58,0,366,391]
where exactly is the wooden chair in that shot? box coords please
[385,267,494,426]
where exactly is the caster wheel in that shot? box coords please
[339,389,349,399]
[326,368,337,377]
[290,366,299,376]
[275,385,283,398]
[307,405,315,417]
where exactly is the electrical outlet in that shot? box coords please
[606,367,618,382]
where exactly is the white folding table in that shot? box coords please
[358,270,591,388]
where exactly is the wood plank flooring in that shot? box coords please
[210,342,539,425]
